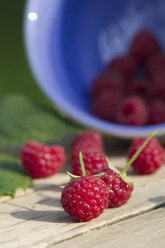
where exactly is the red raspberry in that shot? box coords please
[72,131,103,150]
[100,168,133,208]
[152,72,165,99]
[127,137,164,174]
[145,54,165,76]
[131,79,151,101]
[21,141,65,178]
[117,96,149,126]
[71,151,108,176]
[130,30,161,62]
[91,90,120,122]
[149,99,165,124]
[91,71,125,99]
[71,141,102,162]
[99,131,158,206]
[61,176,109,222]
[108,55,137,80]
[71,131,104,163]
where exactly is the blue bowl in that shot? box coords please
[25,0,165,138]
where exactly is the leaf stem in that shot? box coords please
[79,152,86,176]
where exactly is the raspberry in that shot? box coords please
[127,137,164,174]
[100,168,133,208]
[71,132,106,175]
[71,140,102,161]
[21,141,65,178]
[149,100,165,124]
[61,176,109,222]
[71,131,104,162]
[91,71,125,99]
[130,30,161,62]
[108,55,137,80]
[71,151,108,176]
[91,90,120,122]
[152,72,165,99]
[99,131,158,207]
[117,96,148,126]
[72,131,103,150]
[145,54,165,76]
[131,79,151,100]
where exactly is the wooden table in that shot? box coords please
[1,155,165,248]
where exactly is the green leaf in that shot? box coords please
[0,154,32,196]
[0,94,83,147]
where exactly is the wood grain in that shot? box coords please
[0,156,165,248]
[54,207,165,248]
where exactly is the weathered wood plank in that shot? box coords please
[54,207,165,248]
[0,188,33,203]
[0,157,165,248]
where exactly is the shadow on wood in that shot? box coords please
[37,197,61,207]
[149,196,165,206]
[11,209,75,223]
[34,183,64,192]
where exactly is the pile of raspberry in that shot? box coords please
[65,130,164,221]
[91,30,165,126]
[20,130,165,222]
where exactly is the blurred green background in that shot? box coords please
[0,1,84,148]
[0,0,49,105]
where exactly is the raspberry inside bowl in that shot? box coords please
[25,0,165,138]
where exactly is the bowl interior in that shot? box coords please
[25,0,165,137]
